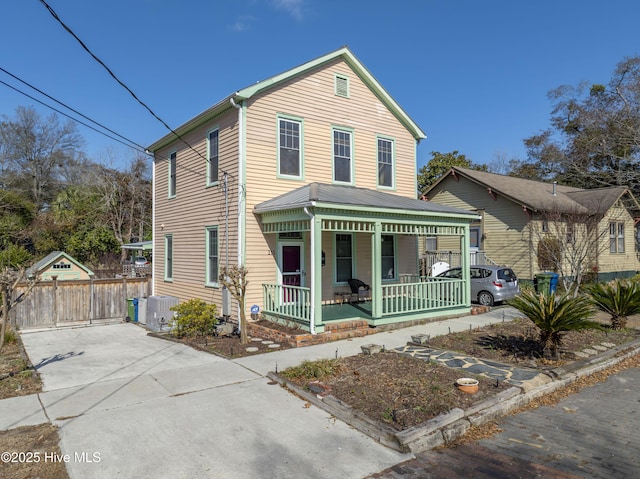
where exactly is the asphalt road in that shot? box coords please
[368,365,640,478]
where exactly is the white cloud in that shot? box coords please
[230,15,254,32]
[270,0,307,21]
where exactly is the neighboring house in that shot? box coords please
[27,251,95,281]
[148,47,479,333]
[423,167,640,282]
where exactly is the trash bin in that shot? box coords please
[132,298,139,322]
[535,273,554,295]
[126,298,135,322]
[549,273,559,294]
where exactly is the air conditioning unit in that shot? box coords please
[145,295,178,332]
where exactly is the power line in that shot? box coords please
[0,66,147,152]
[38,0,214,169]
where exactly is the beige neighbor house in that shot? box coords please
[423,167,640,284]
[26,251,95,281]
[148,47,480,334]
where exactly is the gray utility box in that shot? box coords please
[146,295,179,332]
[137,297,147,325]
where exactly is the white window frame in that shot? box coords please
[334,233,354,284]
[610,221,625,253]
[377,137,394,189]
[207,128,219,186]
[381,234,396,281]
[168,151,176,198]
[164,234,173,281]
[277,116,303,179]
[332,128,354,185]
[205,226,219,287]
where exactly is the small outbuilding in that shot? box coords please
[27,251,95,281]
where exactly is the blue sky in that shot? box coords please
[2,0,640,171]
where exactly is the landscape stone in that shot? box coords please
[245,346,259,352]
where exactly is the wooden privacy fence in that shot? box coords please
[10,277,152,329]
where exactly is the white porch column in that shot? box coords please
[371,221,382,319]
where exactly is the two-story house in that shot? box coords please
[148,47,478,334]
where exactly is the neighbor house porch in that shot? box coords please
[254,183,478,333]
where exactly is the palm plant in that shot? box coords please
[587,279,640,329]
[508,290,600,358]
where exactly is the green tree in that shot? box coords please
[417,151,487,194]
[517,56,640,196]
[587,279,640,329]
[509,290,600,358]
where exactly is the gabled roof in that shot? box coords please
[425,167,636,215]
[26,251,94,278]
[148,46,426,152]
[255,182,477,219]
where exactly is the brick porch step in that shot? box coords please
[323,319,370,333]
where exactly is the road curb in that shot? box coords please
[268,339,640,453]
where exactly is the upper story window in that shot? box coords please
[207,128,219,185]
[377,137,394,188]
[333,129,353,184]
[168,151,176,198]
[278,117,302,178]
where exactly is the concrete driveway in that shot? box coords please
[20,323,409,479]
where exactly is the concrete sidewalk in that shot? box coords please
[1,307,522,478]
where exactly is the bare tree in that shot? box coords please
[0,106,84,211]
[219,266,249,344]
[531,200,629,296]
[0,268,38,353]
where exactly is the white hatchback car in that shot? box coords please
[436,265,520,306]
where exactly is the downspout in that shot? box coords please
[303,205,317,334]
[230,96,245,329]
[150,150,156,296]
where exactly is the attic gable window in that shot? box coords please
[335,74,350,98]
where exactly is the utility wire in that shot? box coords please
[0,66,146,152]
[39,0,213,167]
[0,76,212,179]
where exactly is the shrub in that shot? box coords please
[3,329,18,345]
[170,299,218,344]
[508,290,601,357]
[587,278,640,329]
[281,359,343,381]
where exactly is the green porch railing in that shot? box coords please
[381,278,465,316]
[262,283,311,326]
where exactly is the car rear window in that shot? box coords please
[497,269,516,281]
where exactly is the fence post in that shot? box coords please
[89,276,94,324]
[51,276,59,326]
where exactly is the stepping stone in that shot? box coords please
[574,351,590,358]
[582,348,597,355]
[245,347,259,352]
[251,337,263,342]
[268,343,281,349]
[592,345,607,351]
[601,342,616,348]
[262,340,274,345]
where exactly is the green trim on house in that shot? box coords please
[376,135,396,191]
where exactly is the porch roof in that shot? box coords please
[254,182,478,219]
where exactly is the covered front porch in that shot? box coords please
[254,183,478,333]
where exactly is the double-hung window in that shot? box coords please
[333,129,352,184]
[279,118,302,178]
[381,235,396,280]
[168,151,176,197]
[610,222,625,253]
[206,226,219,286]
[207,129,219,185]
[335,234,353,283]
[165,234,173,281]
[377,138,394,188]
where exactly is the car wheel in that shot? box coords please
[478,291,494,306]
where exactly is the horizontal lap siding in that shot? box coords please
[244,58,420,314]
[428,178,532,279]
[154,109,239,306]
